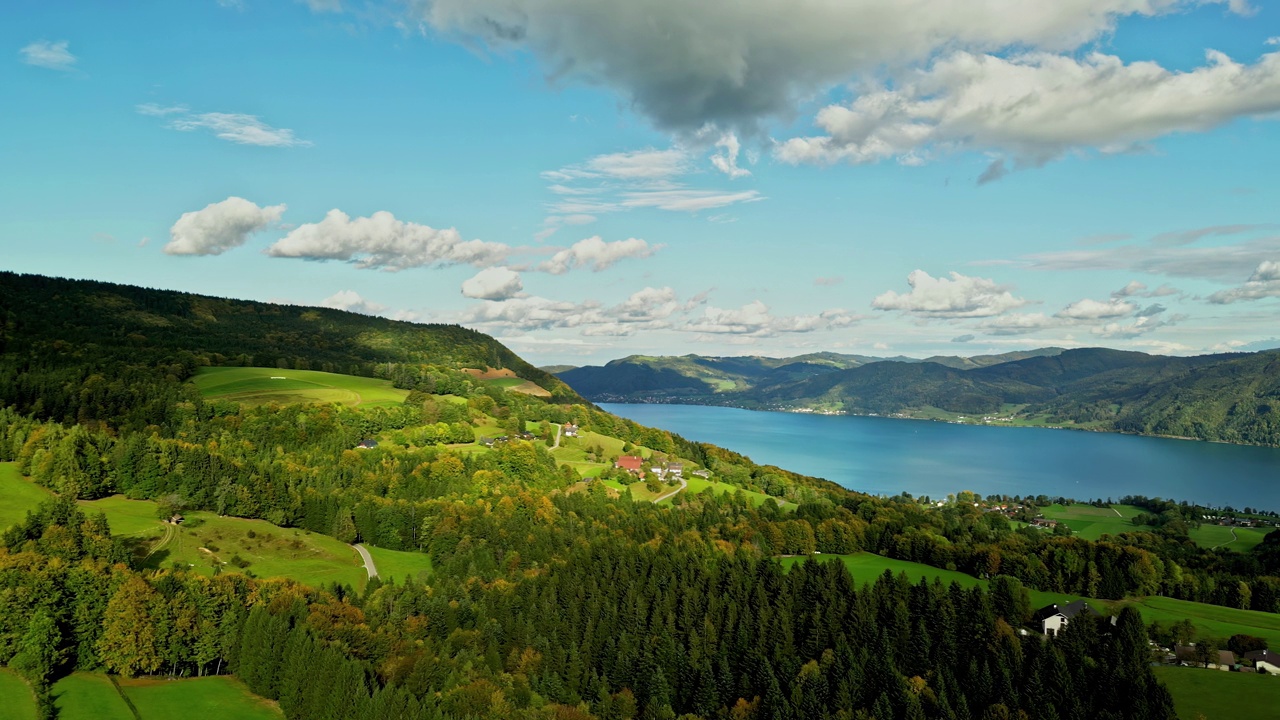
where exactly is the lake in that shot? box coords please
[600,403,1280,511]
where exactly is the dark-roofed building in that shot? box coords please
[1245,649,1280,673]
[1032,600,1098,636]
[356,439,378,450]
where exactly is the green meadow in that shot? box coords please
[681,474,790,508]
[51,672,135,720]
[1042,503,1270,552]
[366,545,434,585]
[193,366,409,408]
[1154,666,1280,720]
[0,462,52,530]
[0,669,37,720]
[120,676,283,719]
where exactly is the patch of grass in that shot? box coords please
[1188,524,1269,552]
[81,495,167,536]
[1041,503,1144,541]
[50,672,134,720]
[1153,665,1280,720]
[1118,596,1280,649]
[482,377,527,388]
[194,367,408,408]
[0,462,53,531]
[780,552,986,589]
[0,669,37,720]
[120,675,283,719]
[684,476,792,509]
[365,545,434,585]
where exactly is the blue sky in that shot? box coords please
[4,0,1280,365]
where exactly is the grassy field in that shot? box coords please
[193,367,409,408]
[82,494,168,536]
[1154,666,1280,720]
[1118,596,1280,648]
[1042,503,1270,552]
[780,552,985,588]
[51,672,135,720]
[120,676,283,719]
[1187,524,1270,552]
[681,475,789,508]
[0,462,52,530]
[366,545,434,585]
[0,669,37,720]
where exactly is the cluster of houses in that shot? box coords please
[478,431,538,448]
[563,423,579,438]
[612,456,691,481]
[1202,514,1278,530]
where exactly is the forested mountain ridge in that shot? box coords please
[555,348,1063,401]
[559,345,1280,447]
[1,272,1276,719]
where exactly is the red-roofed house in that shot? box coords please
[615,455,644,474]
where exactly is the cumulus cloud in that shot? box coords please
[1092,313,1185,339]
[777,49,1280,173]
[164,197,286,256]
[320,290,387,315]
[1207,260,1280,303]
[20,40,76,71]
[462,267,524,300]
[537,236,658,274]
[267,209,508,271]
[419,0,1247,134]
[952,334,976,343]
[872,270,1029,318]
[1056,297,1137,320]
[136,103,189,116]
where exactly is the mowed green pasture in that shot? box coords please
[82,494,167,536]
[120,676,283,719]
[1153,666,1280,720]
[146,511,368,590]
[1117,596,1280,649]
[682,475,790,508]
[194,367,409,408]
[1188,524,1270,551]
[1041,503,1143,540]
[51,672,135,720]
[0,462,52,530]
[780,553,985,589]
[366,545,434,585]
[0,669,37,720]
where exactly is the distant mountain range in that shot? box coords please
[554,348,1280,446]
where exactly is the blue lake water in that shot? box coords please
[600,403,1280,511]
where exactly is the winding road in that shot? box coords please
[353,543,379,579]
[652,476,688,503]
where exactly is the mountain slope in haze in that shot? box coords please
[555,348,1059,401]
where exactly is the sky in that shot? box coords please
[4,0,1280,366]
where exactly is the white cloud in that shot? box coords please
[1112,281,1181,298]
[537,236,658,275]
[267,209,508,271]
[711,133,751,178]
[1056,297,1137,320]
[540,145,762,236]
[320,290,387,315]
[1207,260,1280,303]
[776,49,1280,174]
[684,301,856,337]
[20,40,76,71]
[976,313,1057,336]
[1023,228,1280,281]
[815,276,844,287]
[872,270,1029,318]
[136,103,189,116]
[419,0,1248,133]
[1267,37,1280,46]
[462,267,524,300]
[301,0,342,11]
[169,112,312,147]
[1092,313,1185,339]
[164,197,286,256]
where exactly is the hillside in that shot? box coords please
[559,345,1280,446]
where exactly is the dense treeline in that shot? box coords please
[2,497,1175,720]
